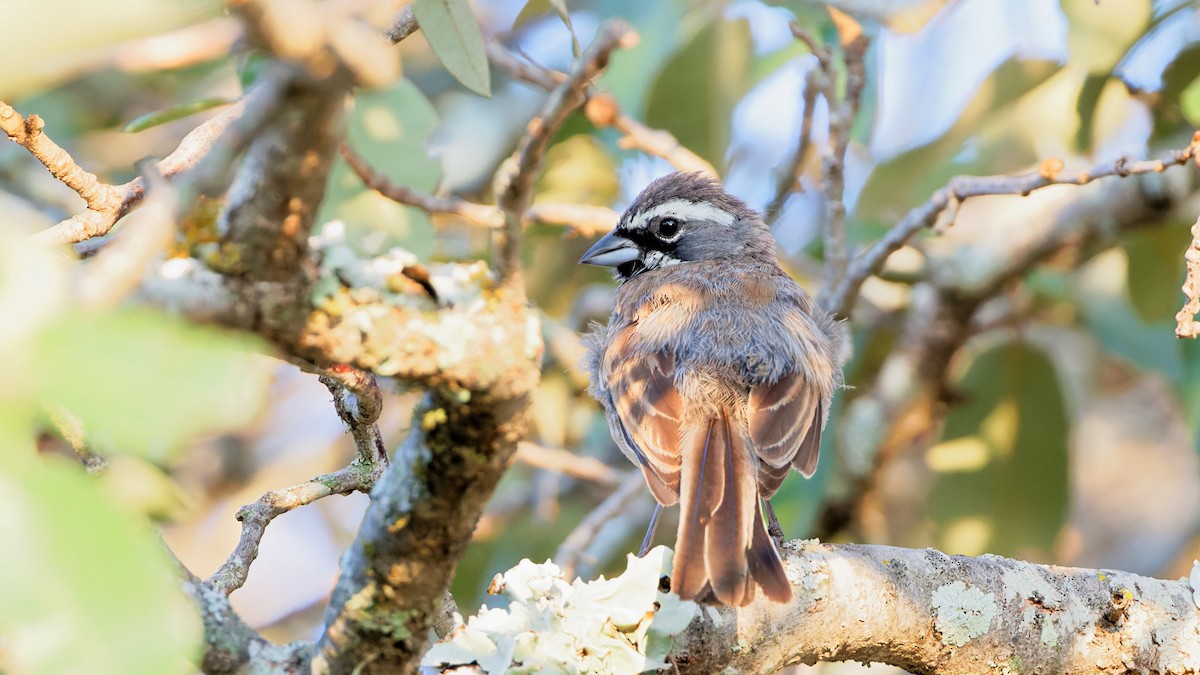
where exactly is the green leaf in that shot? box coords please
[236,50,269,91]
[1150,42,1200,142]
[1125,222,1189,323]
[928,342,1069,558]
[513,0,551,29]
[413,0,491,96]
[319,78,441,256]
[514,0,579,55]
[35,309,272,461]
[1073,73,1108,153]
[594,0,690,115]
[1077,254,1184,381]
[1060,0,1151,73]
[0,457,200,674]
[1181,75,1200,127]
[122,97,235,133]
[644,16,751,171]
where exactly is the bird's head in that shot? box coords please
[579,172,772,281]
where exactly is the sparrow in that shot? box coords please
[580,172,842,607]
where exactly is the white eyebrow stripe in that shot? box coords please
[628,199,736,229]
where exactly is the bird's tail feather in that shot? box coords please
[673,410,792,606]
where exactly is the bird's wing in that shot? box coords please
[604,325,683,505]
[748,372,823,479]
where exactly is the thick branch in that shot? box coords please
[214,75,347,281]
[492,20,635,292]
[183,575,313,674]
[821,132,1200,316]
[314,392,532,674]
[671,541,1200,674]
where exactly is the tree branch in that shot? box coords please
[423,540,1199,674]
[483,41,717,177]
[815,165,1200,541]
[183,574,314,674]
[768,65,820,215]
[19,77,282,248]
[820,132,1200,317]
[384,5,418,43]
[212,74,347,281]
[492,20,636,293]
[515,441,624,487]
[314,391,533,673]
[0,101,126,215]
[339,143,617,236]
[670,541,1200,674]
[820,9,869,293]
[554,471,646,579]
[207,367,388,595]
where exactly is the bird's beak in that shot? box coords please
[579,231,640,268]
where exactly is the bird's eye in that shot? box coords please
[657,217,680,238]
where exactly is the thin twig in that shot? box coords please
[486,40,716,177]
[44,403,108,474]
[583,93,718,177]
[340,142,502,225]
[516,442,624,487]
[493,20,635,292]
[555,471,645,579]
[821,132,1200,317]
[23,76,280,248]
[75,162,177,310]
[207,367,388,595]
[315,364,383,427]
[1,101,127,218]
[206,462,384,595]
[1177,214,1200,338]
[484,40,562,87]
[768,67,821,216]
[385,5,419,43]
[340,143,617,236]
[820,9,869,296]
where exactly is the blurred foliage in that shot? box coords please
[35,309,272,460]
[319,78,442,256]
[645,15,751,170]
[0,227,264,674]
[3,0,1200,669]
[930,342,1069,560]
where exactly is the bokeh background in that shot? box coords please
[3,0,1199,672]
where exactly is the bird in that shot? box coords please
[579,171,842,607]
